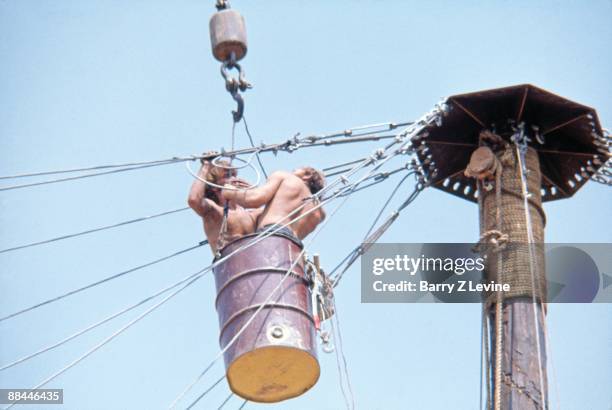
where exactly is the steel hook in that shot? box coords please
[230,89,245,122]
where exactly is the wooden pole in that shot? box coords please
[494,299,547,408]
[478,143,548,409]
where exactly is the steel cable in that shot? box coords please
[0,157,196,180]
[0,241,206,323]
[1,135,405,376]
[217,392,234,409]
[331,303,356,410]
[326,171,416,280]
[2,265,211,410]
[0,161,189,192]
[514,142,547,409]
[172,121,431,407]
[0,207,190,254]
[331,183,424,287]
[1,109,440,408]
[242,116,268,179]
[0,264,209,372]
[174,115,439,404]
[0,119,413,186]
[184,151,418,409]
[0,153,401,257]
[186,375,227,410]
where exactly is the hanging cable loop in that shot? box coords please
[211,152,258,171]
[185,159,261,191]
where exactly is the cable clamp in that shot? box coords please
[371,148,385,160]
[374,172,389,181]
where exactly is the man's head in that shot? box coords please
[293,166,326,194]
[205,160,237,204]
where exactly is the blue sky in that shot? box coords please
[1,1,611,409]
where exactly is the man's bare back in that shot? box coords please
[222,168,326,240]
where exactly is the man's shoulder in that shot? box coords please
[284,173,308,188]
[269,170,293,180]
[268,171,305,195]
[269,171,303,187]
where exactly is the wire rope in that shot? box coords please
[0,162,187,192]
[242,116,268,179]
[0,207,189,255]
[2,265,210,410]
[0,241,206,323]
[1,136,402,374]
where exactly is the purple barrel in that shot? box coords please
[213,232,320,403]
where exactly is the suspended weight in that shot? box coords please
[209,9,248,62]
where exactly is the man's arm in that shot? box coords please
[188,162,215,217]
[317,205,326,221]
[304,199,325,222]
[222,171,286,208]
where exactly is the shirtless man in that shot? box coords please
[222,167,326,240]
[187,156,260,254]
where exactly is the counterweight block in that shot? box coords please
[209,9,248,62]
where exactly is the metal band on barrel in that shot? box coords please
[214,267,308,310]
[218,303,315,345]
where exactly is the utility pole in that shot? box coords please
[415,84,607,409]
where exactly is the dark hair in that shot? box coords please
[302,166,326,194]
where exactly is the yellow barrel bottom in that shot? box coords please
[226,345,320,403]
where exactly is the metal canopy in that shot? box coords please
[417,84,606,202]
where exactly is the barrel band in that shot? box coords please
[216,231,304,256]
[218,302,315,346]
[214,267,308,309]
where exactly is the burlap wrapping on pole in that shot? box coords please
[481,146,547,302]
